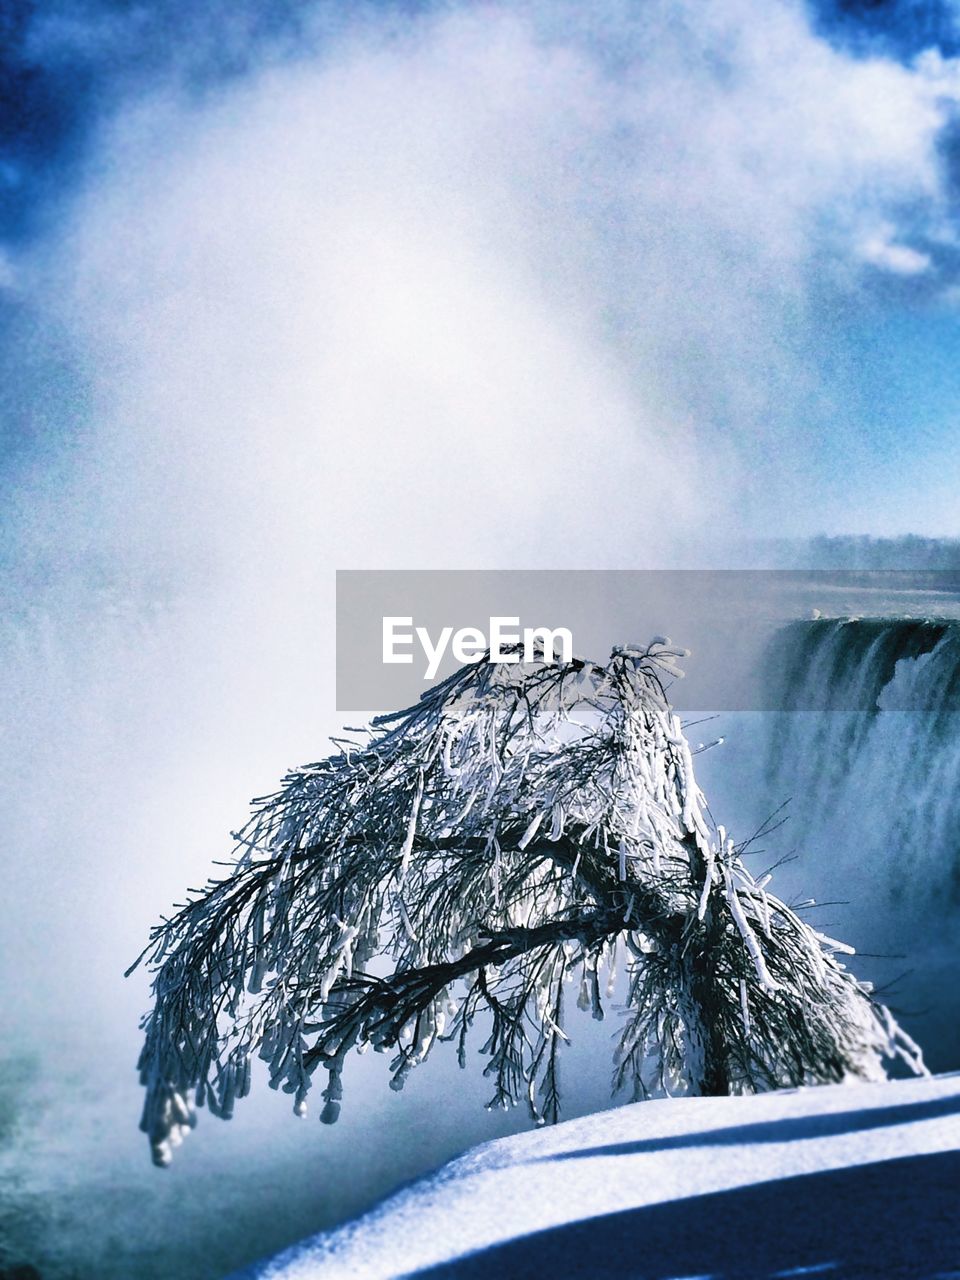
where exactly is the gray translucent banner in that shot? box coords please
[336,569,960,713]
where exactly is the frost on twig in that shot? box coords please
[131,642,924,1165]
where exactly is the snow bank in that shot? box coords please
[230,1073,960,1278]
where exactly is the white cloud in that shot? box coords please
[15,0,960,573]
[858,224,933,275]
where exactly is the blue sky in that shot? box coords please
[1,2,958,244]
[0,1,427,243]
[2,0,960,551]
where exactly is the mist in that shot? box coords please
[3,2,960,1277]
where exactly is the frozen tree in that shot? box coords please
[131,642,925,1165]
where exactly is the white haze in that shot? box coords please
[3,2,960,1277]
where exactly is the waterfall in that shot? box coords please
[759,616,960,1071]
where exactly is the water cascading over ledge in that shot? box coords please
[760,616,960,1070]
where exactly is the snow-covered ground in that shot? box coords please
[234,1074,960,1279]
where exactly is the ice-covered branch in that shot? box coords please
[132,642,925,1165]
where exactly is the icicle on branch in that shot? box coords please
[131,642,925,1165]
